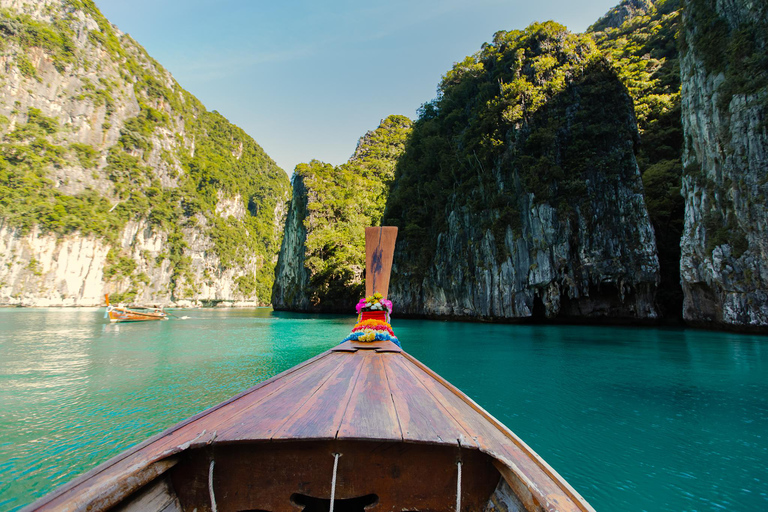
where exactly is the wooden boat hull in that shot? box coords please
[23,342,595,512]
[29,232,593,511]
[107,307,168,322]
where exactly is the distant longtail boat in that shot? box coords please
[27,228,594,512]
[104,294,168,322]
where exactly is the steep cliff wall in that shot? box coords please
[589,0,685,319]
[383,22,660,321]
[271,173,310,311]
[679,0,768,330]
[0,0,290,306]
[272,115,412,312]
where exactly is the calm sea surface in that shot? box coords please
[1,308,767,511]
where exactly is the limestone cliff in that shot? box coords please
[589,0,655,32]
[272,115,412,312]
[271,173,310,311]
[0,0,290,306]
[589,0,685,319]
[679,0,768,330]
[383,22,660,321]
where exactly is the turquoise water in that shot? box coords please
[0,309,767,511]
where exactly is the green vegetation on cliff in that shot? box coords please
[682,0,768,108]
[588,0,684,318]
[285,115,412,310]
[384,22,638,272]
[0,0,289,302]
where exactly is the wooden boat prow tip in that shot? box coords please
[26,229,595,512]
[364,226,397,300]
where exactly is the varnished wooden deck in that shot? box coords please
[25,340,594,512]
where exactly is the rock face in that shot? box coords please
[679,0,768,330]
[389,197,658,321]
[0,219,112,306]
[271,173,310,311]
[383,23,660,321]
[589,0,656,32]
[272,115,412,312]
[589,0,685,320]
[0,0,290,306]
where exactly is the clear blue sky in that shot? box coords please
[93,0,619,176]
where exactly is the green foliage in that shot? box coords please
[0,8,77,72]
[177,109,289,301]
[76,77,116,114]
[0,139,121,237]
[103,249,137,280]
[8,108,60,142]
[0,104,120,239]
[68,0,126,60]
[105,148,146,184]
[292,115,412,309]
[15,54,40,81]
[209,215,253,268]
[26,258,42,276]
[109,290,137,303]
[0,1,291,304]
[703,210,749,258]
[384,22,631,275]
[26,108,58,134]
[70,143,98,168]
[589,0,685,318]
[683,0,768,115]
[589,0,681,128]
[235,273,258,297]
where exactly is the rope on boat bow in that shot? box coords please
[456,459,462,512]
[209,460,218,512]
[329,452,341,512]
[456,437,463,512]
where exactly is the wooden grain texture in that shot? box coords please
[112,477,181,512]
[30,458,178,512]
[214,353,346,441]
[172,441,500,512]
[26,343,595,512]
[122,350,340,453]
[337,352,402,441]
[365,226,397,299]
[272,353,365,440]
[383,353,472,444]
[330,341,358,352]
[355,340,402,353]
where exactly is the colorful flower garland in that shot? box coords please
[352,319,394,336]
[356,292,393,315]
[342,294,400,346]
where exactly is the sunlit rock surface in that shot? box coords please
[679,0,768,331]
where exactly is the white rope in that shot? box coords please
[456,460,462,512]
[209,460,217,512]
[329,453,341,512]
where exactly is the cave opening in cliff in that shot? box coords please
[532,294,547,320]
